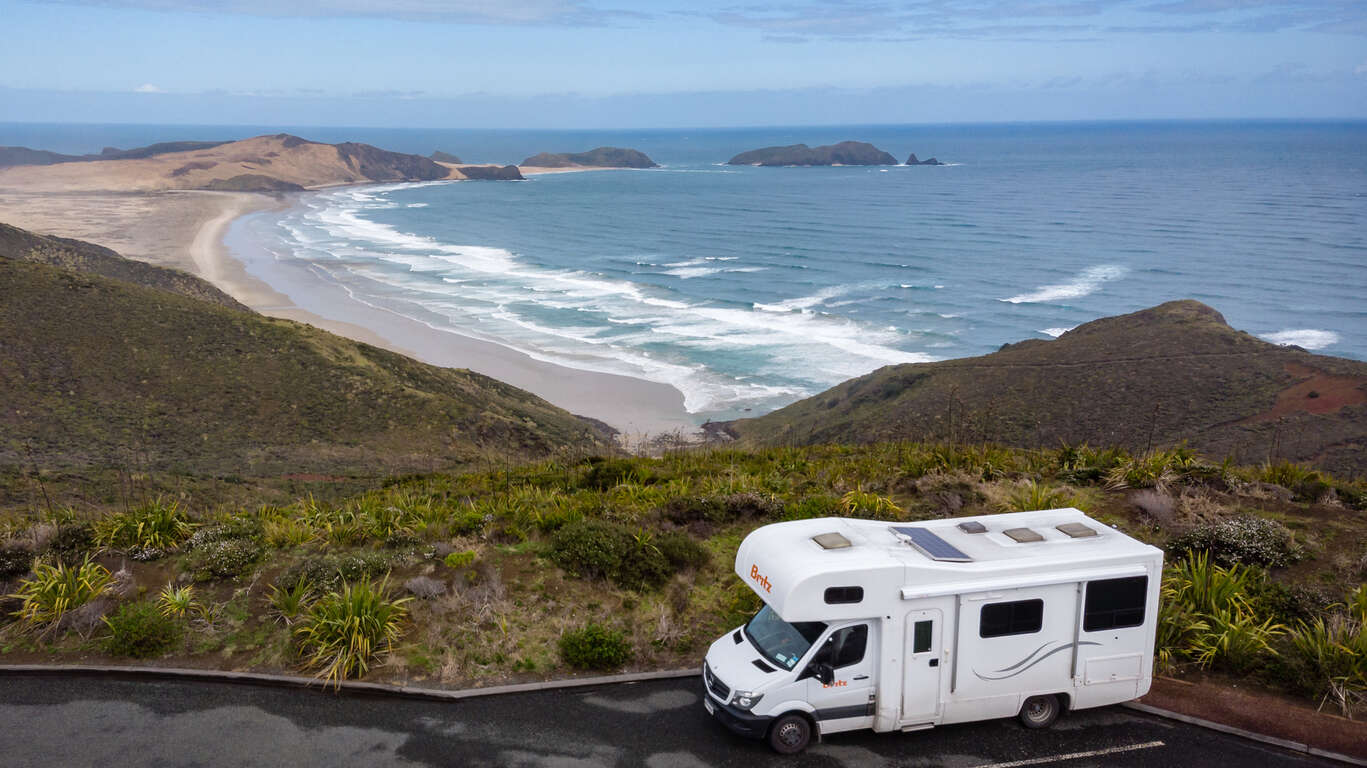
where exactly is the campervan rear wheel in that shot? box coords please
[1017,695,1061,729]
[768,713,812,754]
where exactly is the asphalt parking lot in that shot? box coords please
[0,673,1344,767]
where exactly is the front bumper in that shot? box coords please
[702,676,772,739]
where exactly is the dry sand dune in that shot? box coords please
[0,134,455,193]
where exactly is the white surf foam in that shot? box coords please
[279,189,939,413]
[1260,329,1340,350]
[1039,327,1075,338]
[1001,264,1129,304]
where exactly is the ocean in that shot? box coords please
[8,121,1366,422]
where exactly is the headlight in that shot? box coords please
[732,691,764,711]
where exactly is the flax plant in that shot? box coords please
[295,578,411,686]
[10,557,114,634]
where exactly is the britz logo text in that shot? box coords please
[749,564,772,593]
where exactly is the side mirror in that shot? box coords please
[815,663,835,685]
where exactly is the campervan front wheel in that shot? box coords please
[1017,695,1061,729]
[767,713,812,754]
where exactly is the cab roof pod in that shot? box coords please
[734,509,1163,623]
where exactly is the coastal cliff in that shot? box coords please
[520,147,658,169]
[727,141,897,166]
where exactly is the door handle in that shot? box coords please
[852,675,870,680]
[929,659,939,667]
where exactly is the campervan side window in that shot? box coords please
[979,599,1043,638]
[1084,576,1148,632]
[813,624,868,668]
[824,586,864,605]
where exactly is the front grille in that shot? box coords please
[704,662,731,701]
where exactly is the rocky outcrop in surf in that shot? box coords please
[727,141,897,167]
[457,165,524,181]
[520,147,658,169]
[906,154,943,166]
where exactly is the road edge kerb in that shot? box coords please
[1,665,1358,765]
[0,663,699,701]
[1121,702,1365,767]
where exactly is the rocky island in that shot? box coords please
[906,153,943,166]
[519,147,658,169]
[726,141,896,166]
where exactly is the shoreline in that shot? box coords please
[0,179,699,438]
[218,198,696,437]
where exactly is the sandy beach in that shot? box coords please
[0,176,696,438]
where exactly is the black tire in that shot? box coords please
[1018,694,1061,729]
[768,713,812,754]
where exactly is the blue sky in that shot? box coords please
[3,0,1365,127]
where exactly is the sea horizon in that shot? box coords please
[4,119,1364,429]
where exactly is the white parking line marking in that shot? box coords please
[974,740,1166,768]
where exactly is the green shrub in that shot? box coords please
[1260,461,1319,490]
[46,524,94,565]
[1158,553,1286,673]
[1004,480,1070,512]
[263,517,313,548]
[10,557,113,631]
[156,583,198,618]
[549,520,671,590]
[186,518,263,549]
[93,500,194,551]
[267,579,315,625]
[295,578,410,685]
[654,532,709,571]
[559,623,632,670]
[659,496,725,526]
[782,495,839,520]
[103,601,183,658]
[443,550,477,569]
[184,538,263,581]
[838,490,902,519]
[276,552,394,593]
[0,543,34,579]
[580,459,649,491]
[1167,516,1301,568]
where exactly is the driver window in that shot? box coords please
[813,624,868,669]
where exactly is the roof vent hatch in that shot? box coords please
[1056,522,1097,538]
[1003,527,1044,543]
[812,532,852,550]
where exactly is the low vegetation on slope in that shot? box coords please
[723,301,1367,477]
[1,442,1363,713]
[0,222,246,310]
[0,230,609,475]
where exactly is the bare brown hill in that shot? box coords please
[0,134,453,193]
[721,301,1366,477]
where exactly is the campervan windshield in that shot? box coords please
[744,605,826,670]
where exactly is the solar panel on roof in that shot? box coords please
[891,526,972,562]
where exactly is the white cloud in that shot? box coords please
[133,83,164,93]
[1356,60,1367,76]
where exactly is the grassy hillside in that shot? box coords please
[0,442,1362,716]
[0,234,609,476]
[723,301,1367,478]
[0,222,246,310]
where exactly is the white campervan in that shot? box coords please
[701,508,1163,753]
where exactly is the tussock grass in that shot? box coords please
[9,557,114,634]
[295,578,411,686]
